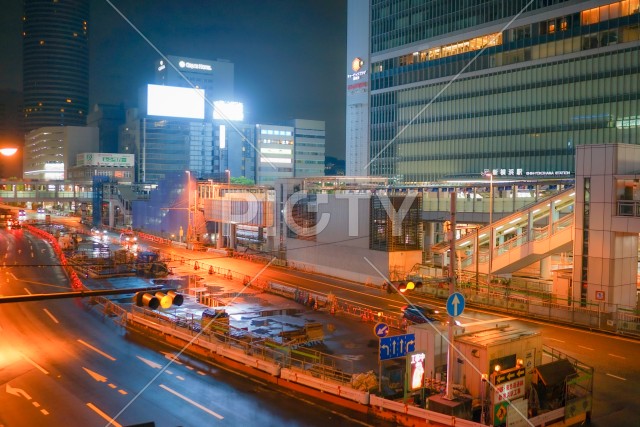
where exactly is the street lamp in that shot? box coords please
[0,146,18,180]
[0,147,18,157]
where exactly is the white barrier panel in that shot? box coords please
[216,345,281,376]
[369,395,484,427]
[128,313,220,355]
[280,368,369,405]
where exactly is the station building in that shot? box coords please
[346,0,640,181]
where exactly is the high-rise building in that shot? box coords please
[291,119,325,178]
[256,123,295,186]
[347,0,640,182]
[155,55,234,118]
[22,0,89,132]
[87,104,126,153]
[345,0,370,177]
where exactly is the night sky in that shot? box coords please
[0,0,347,159]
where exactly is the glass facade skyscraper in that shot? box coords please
[22,0,90,132]
[351,0,640,182]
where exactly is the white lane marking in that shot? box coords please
[608,353,626,359]
[161,351,183,364]
[546,337,565,343]
[77,339,116,361]
[83,367,107,383]
[578,345,593,351]
[606,373,627,381]
[43,308,59,324]
[6,384,32,399]
[24,288,32,295]
[86,402,122,427]
[159,384,224,420]
[21,354,49,375]
[136,355,163,369]
[176,376,185,381]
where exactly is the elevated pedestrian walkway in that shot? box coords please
[432,188,575,275]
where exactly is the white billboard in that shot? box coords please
[147,84,205,119]
[213,101,244,121]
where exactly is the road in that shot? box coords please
[12,218,640,425]
[0,228,388,427]
[155,244,640,426]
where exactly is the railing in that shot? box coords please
[494,230,529,256]
[412,271,640,337]
[617,200,640,217]
[551,213,574,234]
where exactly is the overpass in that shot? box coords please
[0,180,93,205]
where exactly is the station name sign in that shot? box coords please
[77,153,134,168]
[483,168,572,177]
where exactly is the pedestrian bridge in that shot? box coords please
[431,188,576,276]
[0,180,93,204]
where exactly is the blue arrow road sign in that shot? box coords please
[374,322,389,338]
[379,333,415,360]
[446,292,465,317]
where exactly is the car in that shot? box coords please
[18,209,26,220]
[401,304,442,324]
[120,231,137,243]
[91,227,109,241]
[37,207,45,214]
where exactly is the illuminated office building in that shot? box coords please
[155,55,234,118]
[23,126,98,180]
[347,0,640,181]
[255,123,295,186]
[22,0,89,132]
[291,119,326,178]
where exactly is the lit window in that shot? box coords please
[66,99,71,103]
[39,40,45,45]
[548,20,556,34]
[560,18,568,31]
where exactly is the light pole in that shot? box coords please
[487,172,494,286]
[185,171,191,244]
[487,172,494,226]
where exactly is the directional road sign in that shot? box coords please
[446,292,465,317]
[374,322,389,338]
[379,333,415,360]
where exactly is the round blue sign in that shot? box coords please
[446,292,466,317]
[374,322,389,338]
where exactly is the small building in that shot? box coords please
[23,126,99,180]
[67,153,134,185]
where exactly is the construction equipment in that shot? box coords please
[135,251,169,278]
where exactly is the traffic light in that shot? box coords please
[134,290,183,310]
[388,281,408,293]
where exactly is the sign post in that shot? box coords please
[445,195,457,400]
[374,322,389,393]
